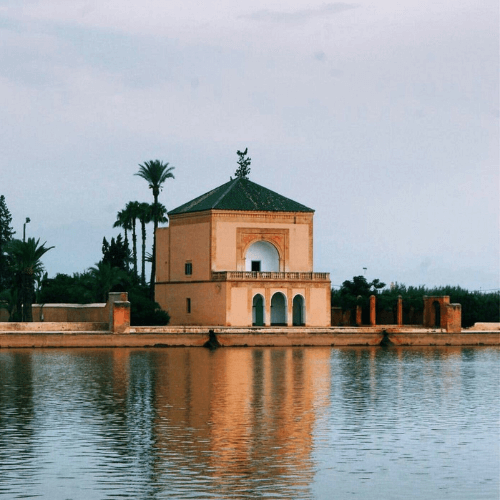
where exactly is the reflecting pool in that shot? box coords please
[0,346,498,499]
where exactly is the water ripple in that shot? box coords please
[0,347,498,499]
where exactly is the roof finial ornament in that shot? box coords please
[235,148,251,179]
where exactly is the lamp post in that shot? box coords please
[23,217,30,242]
[363,267,367,277]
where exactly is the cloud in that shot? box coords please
[241,3,358,23]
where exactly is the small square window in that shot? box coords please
[186,298,191,313]
[251,261,261,272]
[185,262,192,275]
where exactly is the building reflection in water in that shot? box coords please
[147,347,331,498]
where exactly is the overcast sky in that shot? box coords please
[1,0,498,291]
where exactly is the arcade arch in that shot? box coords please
[252,294,265,326]
[292,294,305,326]
[271,292,287,325]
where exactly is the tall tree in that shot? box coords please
[113,209,132,271]
[235,148,251,179]
[125,201,141,281]
[135,160,175,299]
[6,238,54,321]
[0,195,15,290]
[137,202,153,286]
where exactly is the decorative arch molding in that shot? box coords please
[245,240,280,272]
[236,228,289,272]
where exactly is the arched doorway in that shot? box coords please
[271,292,287,326]
[253,294,265,326]
[433,301,441,328]
[245,241,280,272]
[293,295,305,326]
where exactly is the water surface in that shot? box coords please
[0,346,498,499]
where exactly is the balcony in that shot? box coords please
[211,271,330,281]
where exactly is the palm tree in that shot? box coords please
[135,160,175,299]
[6,238,54,321]
[88,262,128,303]
[152,202,168,225]
[125,201,141,281]
[137,202,153,286]
[113,208,132,271]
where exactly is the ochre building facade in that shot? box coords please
[155,178,331,327]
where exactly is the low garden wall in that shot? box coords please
[0,303,108,322]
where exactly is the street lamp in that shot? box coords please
[23,217,30,242]
[363,267,367,276]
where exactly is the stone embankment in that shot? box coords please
[0,324,498,348]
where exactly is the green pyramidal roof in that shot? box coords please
[169,178,314,215]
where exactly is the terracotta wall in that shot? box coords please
[171,220,211,281]
[0,303,108,323]
[156,227,170,282]
[155,281,228,326]
[0,293,129,326]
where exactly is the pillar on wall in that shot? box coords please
[445,304,462,333]
[356,296,362,326]
[423,296,430,327]
[397,295,403,326]
[108,292,131,334]
[265,296,271,327]
[370,295,376,326]
[287,297,293,327]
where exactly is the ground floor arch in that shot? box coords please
[271,292,287,326]
[293,294,305,326]
[252,294,265,326]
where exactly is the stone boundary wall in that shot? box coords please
[0,322,108,332]
[0,303,108,323]
[34,303,108,322]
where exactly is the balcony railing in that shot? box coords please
[211,271,330,281]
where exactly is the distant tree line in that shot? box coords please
[332,276,499,327]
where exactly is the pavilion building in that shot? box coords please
[155,177,331,327]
